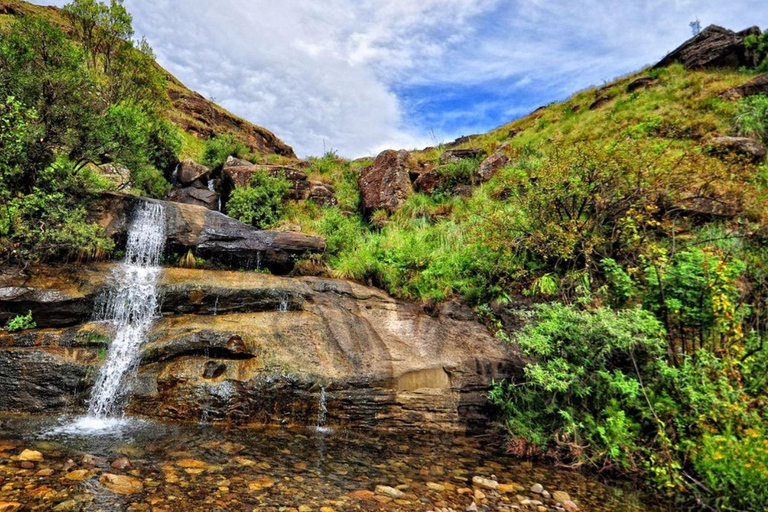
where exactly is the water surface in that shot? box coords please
[0,414,662,511]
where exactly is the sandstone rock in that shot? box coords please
[167,187,219,210]
[0,266,522,431]
[99,473,144,495]
[477,151,509,182]
[440,148,486,164]
[375,485,405,499]
[655,25,761,69]
[359,150,414,214]
[348,490,375,500]
[177,160,210,185]
[88,192,325,270]
[223,156,253,169]
[497,483,523,493]
[307,181,338,207]
[709,136,767,161]
[0,502,21,512]
[19,449,43,462]
[472,476,498,490]
[426,482,445,492]
[627,76,656,92]
[552,491,571,503]
[721,74,768,100]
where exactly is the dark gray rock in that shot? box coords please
[440,148,486,164]
[88,192,325,270]
[655,25,762,70]
[720,74,768,100]
[167,187,219,210]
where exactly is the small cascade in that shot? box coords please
[207,179,215,192]
[315,386,330,432]
[171,164,180,187]
[87,202,166,419]
[278,295,289,313]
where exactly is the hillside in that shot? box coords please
[0,0,296,158]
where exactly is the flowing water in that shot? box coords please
[87,202,166,420]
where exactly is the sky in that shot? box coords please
[37,1,768,158]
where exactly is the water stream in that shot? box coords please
[82,202,166,426]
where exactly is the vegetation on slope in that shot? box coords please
[268,63,768,509]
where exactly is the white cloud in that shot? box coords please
[36,0,768,157]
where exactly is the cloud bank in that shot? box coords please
[37,0,767,157]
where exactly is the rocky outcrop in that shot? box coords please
[167,187,219,210]
[477,150,509,182]
[166,82,296,158]
[0,266,523,431]
[440,148,486,164]
[721,74,768,100]
[359,150,414,215]
[708,136,767,162]
[627,76,656,92]
[88,193,325,270]
[221,157,337,206]
[176,159,210,186]
[655,25,762,70]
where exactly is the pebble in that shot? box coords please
[0,502,21,512]
[472,476,498,490]
[427,482,446,492]
[542,490,551,500]
[530,483,544,494]
[63,470,92,482]
[99,473,144,495]
[18,449,43,462]
[110,456,132,471]
[552,491,571,503]
[563,501,580,512]
[375,485,405,499]
[466,503,478,512]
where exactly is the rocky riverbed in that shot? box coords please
[0,415,661,511]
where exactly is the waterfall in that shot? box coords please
[316,386,329,432]
[87,201,166,418]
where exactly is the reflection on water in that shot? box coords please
[0,414,661,511]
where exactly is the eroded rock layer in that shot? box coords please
[0,266,522,431]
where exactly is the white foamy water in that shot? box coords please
[87,201,166,419]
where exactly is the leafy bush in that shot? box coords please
[201,134,248,170]
[436,157,481,192]
[147,119,182,171]
[745,29,768,72]
[735,94,768,142]
[5,311,36,332]
[489,304,668,471]
[226,170,290,228]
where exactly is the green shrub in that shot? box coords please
[5,311,36,332]
[226,170,290,228]
[436,157,481,192]
[147,119,182,171]
[745,30,768,72]
[132,165,171,199]
[201,134,247,170]
[735,94,768,142]
[489,304,669,472]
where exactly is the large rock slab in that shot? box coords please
[359,150,414,214]
[720,74,768,100]
[167,187,219,210]
[0,266,523,431]
[655,25,762,70]
[708,136,767,162]
[88,192,325,270]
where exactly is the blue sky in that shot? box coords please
[36,0,768,158]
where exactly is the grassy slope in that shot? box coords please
[284,64,766,303]
[0,0,296,160]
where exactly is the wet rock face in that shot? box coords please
[88,192,325,271]
[655,25,762,70]
[359,150,414,215]
[0,266,523,431]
